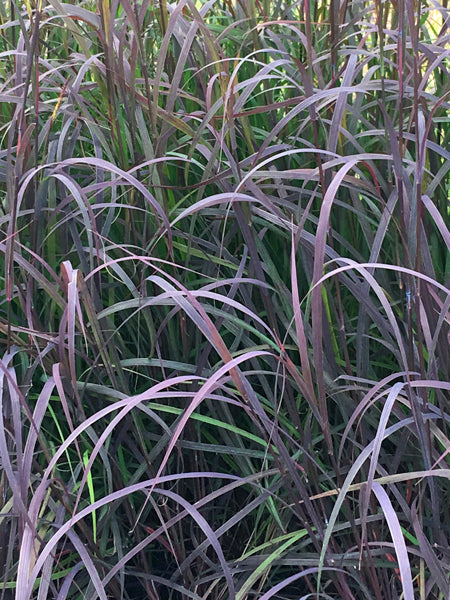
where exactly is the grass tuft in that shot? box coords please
[1,0,449,598]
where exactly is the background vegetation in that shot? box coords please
[0,0,449,598]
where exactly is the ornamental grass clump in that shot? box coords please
[0,0,449,598]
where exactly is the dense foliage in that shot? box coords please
[0,0,449,598]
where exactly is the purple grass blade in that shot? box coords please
[371,482,414,600]
[421,194,450,252]
[312,158,362,450]
[361,382,405,558]
[290,227,316,404]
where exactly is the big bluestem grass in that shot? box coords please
[0,0,449,599]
